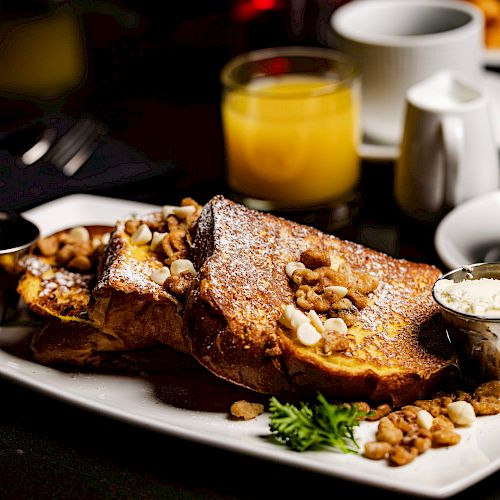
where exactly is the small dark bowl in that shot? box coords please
[0,212,39,324]
[432,263,500,380]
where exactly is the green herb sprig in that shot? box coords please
[269,392,367,453]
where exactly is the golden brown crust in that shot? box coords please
[88,210,197,354]
[185,196,456,405]
[17,225,111,322]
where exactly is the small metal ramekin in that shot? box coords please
[432,263,500,380]
[0,213,39,324]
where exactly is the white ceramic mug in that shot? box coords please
[395,71,499,222]
[330,0,484,145]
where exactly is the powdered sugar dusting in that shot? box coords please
[194,196,453,373]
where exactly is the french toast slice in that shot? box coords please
[88,198,202,354]
[185,196,456,406]
[18,225,112,323]
[17,225,158,364]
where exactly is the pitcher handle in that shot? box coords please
[440,116,465,207]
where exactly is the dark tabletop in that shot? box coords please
[1,2,500,498]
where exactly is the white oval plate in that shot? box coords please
[435,190,500,270]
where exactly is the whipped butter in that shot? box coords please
[434,278,500,318]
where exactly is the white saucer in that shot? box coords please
[435,190,500,270]
[359,69,500,162]
[484,48,500,67]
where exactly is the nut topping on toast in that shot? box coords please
[281,249,380,355]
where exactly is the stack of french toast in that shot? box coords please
[17,195,456,406]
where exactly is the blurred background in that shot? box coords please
[0,0,497,212]
[0,0,364,211]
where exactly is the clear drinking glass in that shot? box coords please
[220,46,360,225]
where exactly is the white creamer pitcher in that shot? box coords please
[395,71,499,222]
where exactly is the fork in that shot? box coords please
[20,117,107,177]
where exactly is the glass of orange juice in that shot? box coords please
[221,46,360,226]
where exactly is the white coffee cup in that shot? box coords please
[330,0,484,145]
[395,71,499,222]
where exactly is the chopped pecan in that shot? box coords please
[364,441,392,460]
[295,285,335,312]
[328,298,358,326]
[352,271,379,294]
[290,268,319,286]
[162,229,189,265]
[299,249,331,269]
[471,396,500,416]
[389,445,418,466]
[37,235,59,257]
[67,255,92,272]
[474,380,500,399]
[321,330,349,355]
[164,272,194,296]
[230,400,264,420]
[125,219,141,236]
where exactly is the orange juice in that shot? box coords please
[0,6,85,99]
[222,75,359,205]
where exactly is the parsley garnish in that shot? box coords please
[269,392,366,453]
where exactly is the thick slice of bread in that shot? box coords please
[18,225,111,323]
[88,199,202,354]
[185,196,456,406]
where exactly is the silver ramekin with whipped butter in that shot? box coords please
[432,263,500,380]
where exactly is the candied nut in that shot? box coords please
[347,289,369,310]
[67,255,92,272]
[68,226,90,243]
[162,229,189,263]
[230,400,264,420]
[366,403,392,421]
[401,405,420,419]
[151,231,167,251]
[323,317,347,335]
[125,219,140,236]
[471,396,500,416]
[376,418,403,445]
[431,414,455,432]
[290,268,319,286]
[170,259,196,277]
[315,266,344,288]
[300,249,331,269]
[447,401,476,426]
[474,380,500,398]
[166,214,179,232]
[131,224,152,245]
[353,401,371,416]
[164,272,193,296]
[416,409,434,430]
[364,441,392,460]
[352,271,379,294]
[389,445,418,466]
[323,285,348,300]
[321,330,349,355]
[405,435,432,454]
[414,399,443,418]
[56,244,76,265]
[296,322,322,346]
[308,310,325,333]
[295,286,331,312]
[329,298,358,326]
[432,430,461,447]
[37,235,59,256]
[285,261,306,279]
[150,266,171,286]
[454,390,472,402]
